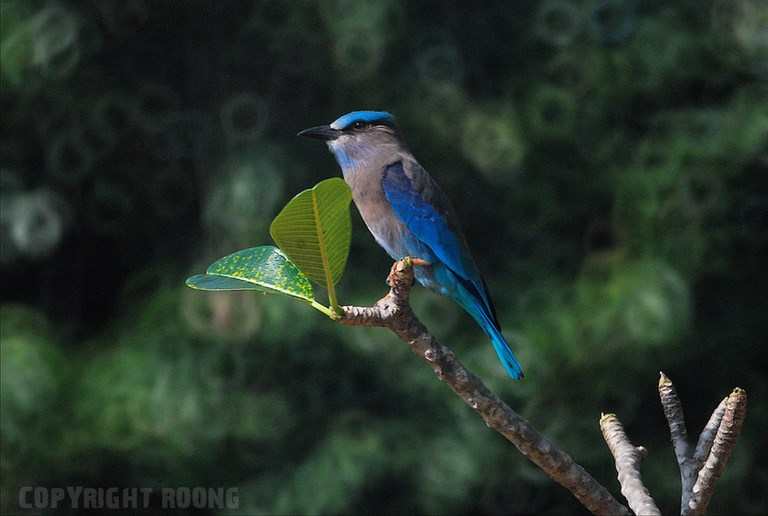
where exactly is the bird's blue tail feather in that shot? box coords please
[443,268,524,380]
[485,318,524,380]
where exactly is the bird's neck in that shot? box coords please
[328,141,405,180]
[328,143,374,183]
[329,145,357,176]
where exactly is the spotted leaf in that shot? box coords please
[186,245,314,303]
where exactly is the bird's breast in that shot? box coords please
[348,179,432,267]
[352,186,408,258]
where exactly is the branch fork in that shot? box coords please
[658,373,747,515]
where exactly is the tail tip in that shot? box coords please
[503,361,525,380]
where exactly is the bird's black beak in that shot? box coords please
[297,125,341,141]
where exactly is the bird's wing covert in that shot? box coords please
[382,160,500,328]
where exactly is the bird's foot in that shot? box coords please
[387,257,430,287]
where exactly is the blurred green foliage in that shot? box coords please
[1,0,766,515]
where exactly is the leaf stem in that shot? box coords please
[310,300,334,318]
[327,285,340,314]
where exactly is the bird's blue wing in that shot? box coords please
[382,160,500,328]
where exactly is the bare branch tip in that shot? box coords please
[730,387,747,400]
[726,388,748,422]
[658,371,672,389]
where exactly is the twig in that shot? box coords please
[658,372,690,462]
[599,413,662,516]
[691,397,727,468]
[687,388,747,516]
[659,372,698,513]
[340,258,631,516]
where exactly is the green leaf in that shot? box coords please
[270,177,352,311]
[185,245,314,303]
[185,274,263,291]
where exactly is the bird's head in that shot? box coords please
[298,111,401,172]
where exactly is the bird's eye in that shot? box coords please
[352,121,367,130]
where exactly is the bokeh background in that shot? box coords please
[1,0,766,514]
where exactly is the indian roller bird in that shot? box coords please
[298,111,524,379]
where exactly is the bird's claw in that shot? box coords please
[408,257,431,267]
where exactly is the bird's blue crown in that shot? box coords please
[330,111,395,130]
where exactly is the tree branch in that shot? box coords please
[687,388,748,516]
[599,413,661,516]
[338,259,747,515]
[339,258,631,516]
